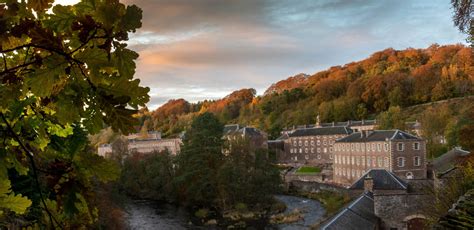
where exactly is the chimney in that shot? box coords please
[364,174,374,192]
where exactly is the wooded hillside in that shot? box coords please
[139,44,473,138]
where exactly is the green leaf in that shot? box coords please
[24,55,67,97]
[113,47,138,79]
[119,5,142,32]
[44,5,75,33]
[0,178,32,215]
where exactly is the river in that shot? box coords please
[125,195,325,230]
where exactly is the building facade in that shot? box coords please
[97,131,182,157]
[322,169,432,230]
[224,125,268,150]
[333,130,427,185]
[282,126,353,165]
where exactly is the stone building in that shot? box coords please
[281,126,353,165]
[322,169,432,230]
[223,124,268,150]
[97,131,182,157]
[333,130,427,185]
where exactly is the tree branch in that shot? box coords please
[0,113,63,229]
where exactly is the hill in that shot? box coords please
[139,44,472,138]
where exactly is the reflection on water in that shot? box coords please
[126,196,325,230]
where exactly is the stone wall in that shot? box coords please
[374,192,431,229]
[288,180,351,195]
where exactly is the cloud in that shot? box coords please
[119,0,466,109]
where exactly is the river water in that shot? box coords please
[125,195,325,230]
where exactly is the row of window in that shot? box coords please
[291,154,323,161]
[335,155,422,168]
[335,167,366,178]
[397,156,421,167]
[334,142,421,152]
[292,139,334,147]
[290,147,333,154]
[336,155,389,168]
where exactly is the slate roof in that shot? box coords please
[321,192,378,230]
[224,125,265,138]
[433,147,471,173]
[336,129,421,143]
[320,120,377,127]
[287,126,353,137]
[223,124,241,134]
[350,169,408,191]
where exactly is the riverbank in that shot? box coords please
[125,195,326,229]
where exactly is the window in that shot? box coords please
[299,148,303,153]
[377,143,381,151]
[317,154,321,159]
[323,141,327,145]
[311,140,315,146]
[356,156,360,166]
[377,157,383,167]
[294,156,298,161]
[305,148,308,153]
[329,154,333,159]
[305,155,309,160]
[329,147,333,152]
[356,143,360,151]
[406,172,413,179]
[351,144,354,151]
[397,143,404,151]
[317,140,321,145]
[290,149,294,153]
[372,157,376,167]
[311,148,314,153]
[299,141,303,146]
[367,157,371,166]
[413,142,420,150]
[384,143,389,151]
[293,141,297,146]
[342,156,346,165]
[371,143,375,151]
[414,156,421,166]
[305,141,308,146]
[317,148,321,153]
[324,148,327,153]
[397,157,405,167]
[362,156,365,166]
[384,157,389,167]
[335,155,338,164]
[367,143,371,151]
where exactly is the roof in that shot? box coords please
[336,129,421,143]
[224,125,265,138]
[288,126,353,137]
[350,169,408,190]
[320,120,377,127]
[223,124,241,134]
[321,192,378,230]
[433,147,471,173]
[276,133,289,140]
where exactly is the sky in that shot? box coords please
[57,0,467,110]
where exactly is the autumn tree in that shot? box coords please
[0,0,148,228]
